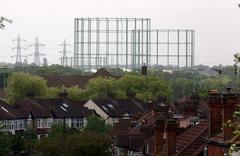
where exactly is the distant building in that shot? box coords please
[46,68,118,89]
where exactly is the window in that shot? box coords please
[18,120,25,129]
[41,118,53,128]
[46,118,53,128]
[102,106,108,111]
[107,104,114,109]
[54,119,63,123]
[62,103,69,108]
[37,119,43,128]
[1,106,9,113]
[13,121,17,130]
[72,118,84,128]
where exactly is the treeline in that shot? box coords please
[5,72,172,104]
[2,64,240,104]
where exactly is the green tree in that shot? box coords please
[198,76,230,97]
[45,87,61,99]
[35,131,111,156]
[0,132,11,156]
[117,75,142,98]
[83,115,111,134]
[66,86,85,100]
[85,77,125,99]
[6,72,47,104]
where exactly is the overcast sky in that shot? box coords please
[0,0,240,66]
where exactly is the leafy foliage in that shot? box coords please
[35,131,111,156]
[83,115,111,134]
[6,72,47,104]
[35,120,111,156]
[85,77,126,99]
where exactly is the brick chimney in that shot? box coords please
[155,118,165,155]
[208,90,222,137]
[141,64,147,76]
[166,119,177,156]
[222,87,237,140]
[154,103,167,155]
[148,101,154,112]
[58,90,68,99]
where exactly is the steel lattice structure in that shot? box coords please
[73,18,195,70]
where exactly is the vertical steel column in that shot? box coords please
[137,30,141,69]
[133,18,137,69]
[96,18,100,69]
[191,30,195,67]
[131,30,134,69]
[87,18,91,70]
[177,30,180,68]
[186,30,188,68]
[148,19,151,67]
[125,18,128,70]
[106,19,109,68]
[116,19,119,68]
[167,30,170,66]
[74,18,78,68]
[156,30,159,68]
[146,20,149,66]
[141,19,144,66]
[81,18,84,69]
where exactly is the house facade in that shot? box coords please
[0,93,94,138]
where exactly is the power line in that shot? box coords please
[59,39,71,66]
[11,34,26,64]
[28,37,46,66]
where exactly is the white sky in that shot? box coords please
[0,0,240,66]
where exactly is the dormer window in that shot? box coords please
[60,106,67,112]
[62,103,69,108]
[1,106,8,113]
[107,104,114,109]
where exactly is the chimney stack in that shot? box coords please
[166,119,177,156]
[58,89,68,99]
[154,102,168,155]
[148,101,153,112]
[141,64,147,76]
[208,90,222,137]
[155,118,165,155]
[222,87,237,140]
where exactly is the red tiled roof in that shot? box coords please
[176,121,208,156]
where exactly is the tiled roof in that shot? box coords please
[0,100,20,120]
[0,88,6,99]
[46,75,90,89]
[46,68,117,89]
[176,121,208,156]
[14,98,94,119]
[92,98,147,118]
[91,68,113,78]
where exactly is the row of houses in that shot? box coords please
[0,91,148,139]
